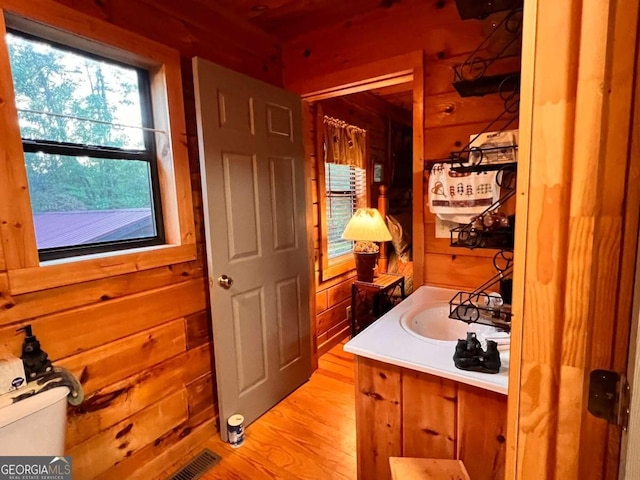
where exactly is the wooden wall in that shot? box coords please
[0,1,283,479]
[0,0,524,476]
[308,93,411,354]
[283,0,518,291]
[51,0,282,86]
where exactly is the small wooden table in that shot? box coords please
[351,273,405,336]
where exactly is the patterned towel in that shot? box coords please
[428,162,500,224]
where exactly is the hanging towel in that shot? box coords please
[428,163,500,224]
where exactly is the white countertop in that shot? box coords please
[344,285,509,395]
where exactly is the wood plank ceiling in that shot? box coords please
[212,0,400,42]
[370,82,413,113]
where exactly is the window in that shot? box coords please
[317,111,368,280]
[6,30,163,260]
[0,4,195,294]
[325,163,366,259]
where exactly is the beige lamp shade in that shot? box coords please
[342,208,392,242]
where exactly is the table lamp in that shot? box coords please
[342,207,392,283]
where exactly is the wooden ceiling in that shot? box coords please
[213,0,402,41]
[370,82,413,113]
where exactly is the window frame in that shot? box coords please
[0,1,196,294]
[316,106,369,281]
[8,28,167,261]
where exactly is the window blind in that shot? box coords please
[325,162,366,259]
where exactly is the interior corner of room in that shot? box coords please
[0,0,639,479]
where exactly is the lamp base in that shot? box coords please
[354,252,378,283]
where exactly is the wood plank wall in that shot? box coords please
[308,93,411,353]
[0,2,283,479]
[284,0,519,290]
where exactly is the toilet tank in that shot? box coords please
[0,386,69,456]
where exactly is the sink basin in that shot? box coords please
[400,303,498,344]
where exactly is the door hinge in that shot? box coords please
[588,369,630,430]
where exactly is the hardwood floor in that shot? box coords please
[201,341,356,479]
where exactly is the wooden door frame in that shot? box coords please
[507,0,640,478]
[295,51,425,287]
[293,51,424,369]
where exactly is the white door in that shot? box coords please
[192,58,312,440]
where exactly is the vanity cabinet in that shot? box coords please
[355,355,507,480]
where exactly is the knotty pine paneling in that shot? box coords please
[318,320,351,357]
[284,0,513,89]
[52,0,282,86]
[425,91,508,129]
[0,239,5,272]
[355,356,403,480]
[66,343,212,448]
[425,121,506,159]
[457,384,507,480]
[0,273,9,313]
[315,290,328,315]
[317,298,351,336]
[0,261,203,327]
[187,373,216,419]
[116,407,217,480]
[402,370,457,459]
[185,310,212,350]
[68,390,189,479]
[0,1,281,477]
[59,319,187,397]
[424,253,498,290]
[284,0,520,290]
[0,279,207,359]
[327,277,355,307]
[356,357,507,480]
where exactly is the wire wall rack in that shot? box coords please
[449,164,517,250]
[424,76,520,174]
[449,251,514,332]
[452,7,523,97]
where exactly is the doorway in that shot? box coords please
[310,87,414,355]
[298,56,424,361]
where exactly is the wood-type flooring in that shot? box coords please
[201,342,356,479]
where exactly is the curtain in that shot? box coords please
[323,116,367,169]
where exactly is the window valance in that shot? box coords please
[323,115,367,169]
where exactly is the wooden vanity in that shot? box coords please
[344,286,509,480]
[355,356,507,480]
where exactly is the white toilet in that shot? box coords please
[0,386,69,455]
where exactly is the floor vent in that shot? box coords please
[167,449,221,480]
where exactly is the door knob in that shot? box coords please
[217,275,233,289]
